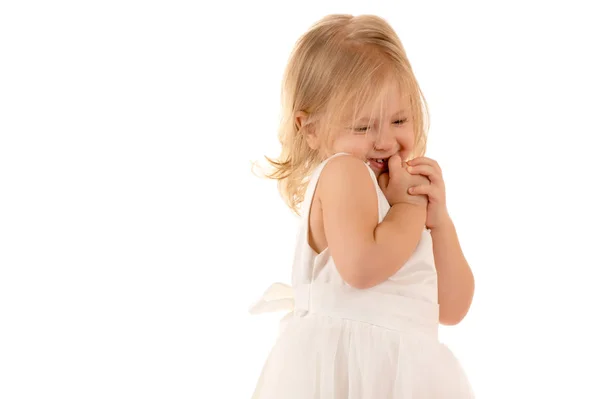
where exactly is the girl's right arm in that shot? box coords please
[318,155,426,289]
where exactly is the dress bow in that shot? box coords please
[249,282,295,315]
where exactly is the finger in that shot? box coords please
[407,164,441,183]
[378,172,390,189]
[387,154,403,179]
[408,184,434,196]
[387,153,402,170]
[407,157,441,173]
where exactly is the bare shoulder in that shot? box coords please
[316,154,378,224]
[318,154,374,198]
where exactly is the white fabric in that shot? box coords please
[250,153,474,398]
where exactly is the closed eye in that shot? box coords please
[353,126,371,133]
[351,118,407,133]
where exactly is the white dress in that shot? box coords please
[250,153,474,398]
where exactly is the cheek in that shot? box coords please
[338,135,371,152]
[358,139,373,152]
[394,133,414,159]
[398,131,415,148]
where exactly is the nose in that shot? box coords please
[373,128,397,153]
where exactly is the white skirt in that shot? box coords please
[250,283,474,398]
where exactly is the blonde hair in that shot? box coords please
[261,14,430,214]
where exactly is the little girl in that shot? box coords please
[250,14,475,398]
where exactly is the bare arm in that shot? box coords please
[318,155,426,289]
[431,218,475,325]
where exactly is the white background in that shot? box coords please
[1,0,599,398]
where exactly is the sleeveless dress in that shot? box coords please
[249,153,474,398]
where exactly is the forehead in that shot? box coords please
[367,86,408,112]
[349,83,411,121]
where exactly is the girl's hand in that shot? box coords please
[378,154,428,207]
[406,157,451,230]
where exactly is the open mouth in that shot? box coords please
[367,158,389,172]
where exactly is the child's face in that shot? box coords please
[327,85,415,178]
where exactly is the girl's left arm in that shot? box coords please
[404,157,475,325]
[430,218,475,325]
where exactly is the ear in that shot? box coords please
[295,111,319,150]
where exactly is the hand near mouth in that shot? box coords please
[405,157,451,230]
[377,154,429,208]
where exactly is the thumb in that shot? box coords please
[387,154,403,179]
[378,172,390,190]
